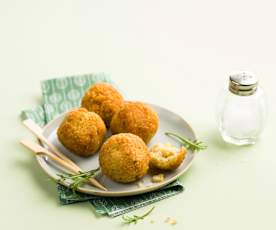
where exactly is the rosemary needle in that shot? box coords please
[122,206,155,224]
[165,132,207,152]
[58,168,99,194]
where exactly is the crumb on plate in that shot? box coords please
[151,173,164,183]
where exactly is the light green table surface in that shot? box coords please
[1,1,276,229]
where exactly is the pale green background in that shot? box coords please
[0,0,276,229]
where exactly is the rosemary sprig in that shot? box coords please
[165,132,207,152]
[122,206,155,224]
[58,168,99,193]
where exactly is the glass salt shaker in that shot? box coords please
[216,71,267,145]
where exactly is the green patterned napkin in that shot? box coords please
[21,73,184,217]
[57,180,183,217]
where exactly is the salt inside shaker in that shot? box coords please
[217,71,267,145]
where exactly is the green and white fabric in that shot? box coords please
[21,73,113,126]
[21,73,184,217]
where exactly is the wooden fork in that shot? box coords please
[20,140,107,191]
[21,119,107,191]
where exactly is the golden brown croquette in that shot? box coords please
[149,142,187,170]
[110,102,159,144]
[81,83,124,127]
[57,108,106,157]
[99,133,150,183]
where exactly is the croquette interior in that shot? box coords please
[149,142,187,170]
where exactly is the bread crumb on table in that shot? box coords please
[170,219,177,225]
[164,217,170,223]
[164,217,177,225]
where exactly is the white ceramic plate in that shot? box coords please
[37,104,196,197]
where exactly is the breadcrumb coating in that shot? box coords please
[81,83,124,127]
[57,108,106,157]
[99,133,150,183]
[110,101,159,143]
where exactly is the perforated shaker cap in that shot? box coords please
[229,71,258,96]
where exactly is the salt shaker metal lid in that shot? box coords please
[229,71,258,96]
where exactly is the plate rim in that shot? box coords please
[36,103,197,197]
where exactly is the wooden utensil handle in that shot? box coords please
[20,140,107,191]
[23,119,76,166]
[20,140,79,173]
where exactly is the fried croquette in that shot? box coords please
[110,102,159,143]
[81,83,124,127]
[57,108,106,157]
[149,142,187,170]
[99,133,150,183]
